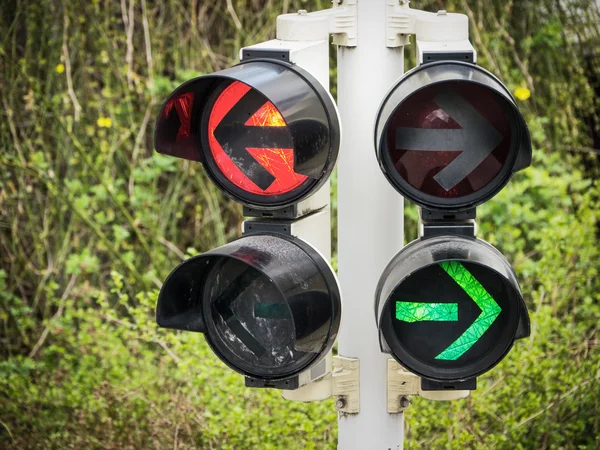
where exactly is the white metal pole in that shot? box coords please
[337,0,405,448]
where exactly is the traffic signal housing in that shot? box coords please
[374,61,532,212]
[374,58,533,390]
[375,234,530,386]
[154,40,342,393]
[157,233,341,386]
[155,57,339,210]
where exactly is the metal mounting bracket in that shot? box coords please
[276,1,357,46]
[330,0,358,47]
[332,356,360,414]
[386,0,414,47]
[387,359,470,412]
[387,359,420,413]
[386,0,472,52]
[281,352,334,402]
[419,208,477,240]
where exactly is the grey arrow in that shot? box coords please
[396,90,504,191]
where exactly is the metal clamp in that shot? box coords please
[332,356,360,414]
[386,0,414,47]
[387,359,420,413]
[386,1,471,48]
[387,359,470,411]
[330,0,358,47]
[275,1,357,46]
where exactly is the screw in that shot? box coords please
[399,396,410,410]
[437,10,448,16]
[298,9,308,15]
[335,398,346,410]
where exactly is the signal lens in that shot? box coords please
[193,234,339,379]
[389,261,513,368]
[155,59,341,209]
[204,257,318,376]
[385,82,513,199]
[206,81,308,196]
[376,235,529,382]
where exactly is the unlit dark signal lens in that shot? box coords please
[375,61,532,211]
[204,257,318,377]
[385,82,513,199]
[156,234,341,380]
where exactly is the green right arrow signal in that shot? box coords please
[396,261,502,361]
[436,261,502,360]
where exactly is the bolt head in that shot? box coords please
[437,10,448,16]
[298,9,308,15]
[399,396,410,409]
[335,398,346,410]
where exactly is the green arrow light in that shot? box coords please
[394,261,502,362]
[396,302,458,322]
[435,261,502,360]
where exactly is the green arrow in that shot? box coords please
[394,261,502,361]
[435,261,502,360]
[396,302,458,323]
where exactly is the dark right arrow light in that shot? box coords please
[374,61,532,211]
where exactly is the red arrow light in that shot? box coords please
[207,81,308,196]
[154,59,341,209]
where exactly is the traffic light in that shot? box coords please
[374,60,532,390]
[157,233,341,386]
[155,57,339,209]
[375,235,530,386]
[155,40,342,392]
[374,61,531,211]
[151,3,540,448]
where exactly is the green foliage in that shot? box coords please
[0,0,598,449]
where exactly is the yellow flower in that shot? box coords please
[56,64,65,74]
[514,87,531,101]
[97,117,112,128]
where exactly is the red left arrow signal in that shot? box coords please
[208,81,307,195]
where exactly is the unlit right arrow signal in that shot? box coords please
[396,90,504,191]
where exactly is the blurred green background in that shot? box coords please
[1,0,599,448]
